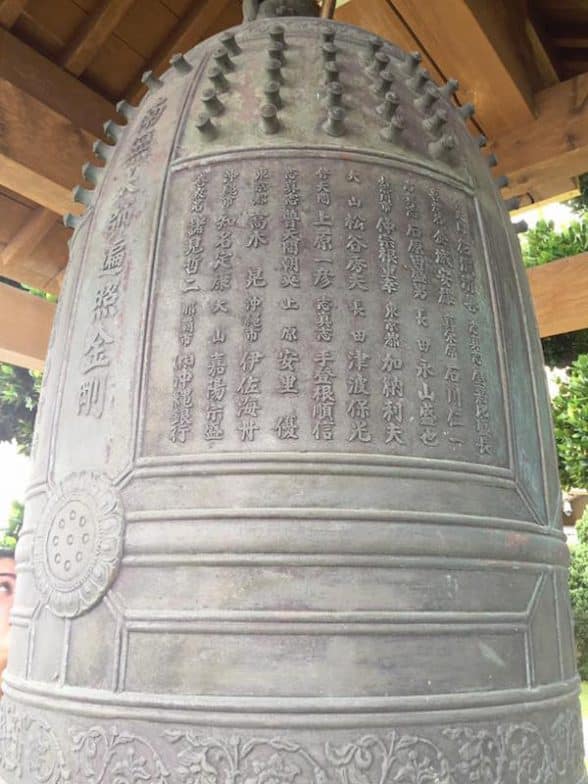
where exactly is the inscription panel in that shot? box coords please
[52,94,171,481]
[143,154,508,466]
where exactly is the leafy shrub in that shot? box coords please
[569,508,588,678]
[552,354,588,490]
[521,218,588,269]
[0,502,22,554]
[0,363,41,456]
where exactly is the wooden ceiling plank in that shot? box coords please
[60,0,137,77]
[0,29,117,214]
[335,0,445,85]
[527,252,588,338]
[524,18,559,86]
[0,282,55,371]
[1,218,68,295]
[0,0,28,29]
[0,206,57,268]
[0,29,116,137]
[0,76,92,214]
[495,72,588,200]
[0,153,82,216]
[511,177,580,212]
[380,0,539,136]
[128,0,234,101]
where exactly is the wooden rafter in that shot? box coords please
[0,79,91,215]
[496,72,588,199]
[527,253,588,338]
[524,17,559,87]
[0,29,115,138]
[128,0,236,101]
[60,0,137,77]
[0,0,27,29]
[338,0,544,139]
[0,30,116,216]
[4,0,138,289]
[0,206,57,269]
[513,177,580,212]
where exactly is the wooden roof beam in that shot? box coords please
[60,0,137,77]
[128,0,235,101]
[0,29,116,138]
[511,177,580,213]
[369,0,542,137]
[0,0,27,29]
[0,30,117,215]
[495,73,588,201]
[527,253,588,338]
[0,206,57,269]
[0,282,55,371]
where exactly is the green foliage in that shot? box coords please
[552,355,588,490]
[566,173,588,215]
[520,218,588,269]
[0,363,42,456]
[517,218,588,366]
[569,508,588,679]
[0,501,23,554]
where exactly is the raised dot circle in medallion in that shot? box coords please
[46,499,96,584]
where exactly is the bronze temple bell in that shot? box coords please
[1,1,585,782]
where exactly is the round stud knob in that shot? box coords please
[377,91,400,121]
[324,61,339,83]
[202,88,224,116]
[196,112,216,139]
[170,53,192,74]
[266,57,283,83]
[220,31,241,56]
[264,81,283,109]
[260,103,280,134]
[321,26,336,44]
[323,107,345,137]
[322,42,337,62]
[270,24,286,45]
[368,50,390,75]
[428,133,456,161]
[213,47,234,72]
[402,51,421,75]
[440,78,459,98]
[423,107,448,134]
[326,81,343,107]
[381,113,405,143]
[208,65,229,92]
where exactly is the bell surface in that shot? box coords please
[1,13,585,784]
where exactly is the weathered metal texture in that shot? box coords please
[1,16,585,784]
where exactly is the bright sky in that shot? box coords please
[0,442,30,532]
[518,200,575,231]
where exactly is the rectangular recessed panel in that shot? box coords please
[142,154,508,467]
[118,565,538,614]
[126,629,526,697]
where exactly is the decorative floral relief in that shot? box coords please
[163,732,327,784]
[32,472,124,618]
[0,700,71,783]
[326,732,452,784]
[0,701,584,784]
[70,725,169,784]
[162,709,584,784]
